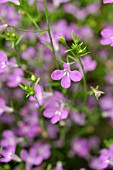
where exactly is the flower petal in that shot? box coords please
[51,115,60,124]
[0,24,8,31]
[51,70,64,80]
[100,39,111,45]
[63,63,70,71]
[0,0,20,5]
[43,108,56,118]
[34,156,43,165]
[70,70,82,82]
[60,110,68,119]
[61,75,71,88]
[20,150,28,161]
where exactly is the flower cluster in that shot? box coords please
[0,0,113,170]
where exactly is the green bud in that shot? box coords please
[31,75,36,82]
[12,33,16,38]
[59,36,66,44]
[90,86,104,100]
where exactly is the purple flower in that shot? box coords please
[0,24,8,31]
[43,103,68,124]
[43,91,68,124]
[0,4,21,26]
[51,63,82,88]
[0,51,8,74]
[54,162,63,170]
[0,0,20,5]
[80,55,97,73]
[100,27,113,46]
[53,0,69,7]
[90,145,113,169]
[29,84,52,107]
[0,98,13,116]
[18,121,41,138]
[29,84,43,106]
[1,130,23,147]
[21,46,36,60]
[21,143,51,169]
[0,130,22,162]
[70,137,90,158]
[7,68,24,87]
[70,112,86,126]
[0,146,21,162]
[103,0,113,3]
[99,95,113,121]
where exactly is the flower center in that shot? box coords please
[1,61,6,68]
[55,110,61,116]
[64,69,70,77]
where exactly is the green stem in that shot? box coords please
[35,97,46,130]
[44,0,58,68]
[77,54,87,104]
[11,26,47,33]
[66,44,87,105]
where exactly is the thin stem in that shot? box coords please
[11,26,47,33]
[44,0,58,68]
[77,54,87,104]
[66,43,87,105]
[35,96,46,130]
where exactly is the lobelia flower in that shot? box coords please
[0,4,21,26]
[43,91,68,124]
[79,55,97,73]
[90,144,113,169]
[0,146,21,162]
[0,51,8,74]
[29,84,53,107]
[100,26,113,46]
[1,130,23,147]
[103,0,113,3]
[53,0,69,7]
[51,63,82,88]
[0,24,8,31]
[29,84,43,106]
[18,121,41,138]
[43,102,68,124]
[0,97,13,116]
[7,68,24,87]
[70,137,90,158]
[21,46,36,60]
[0,130,22,163]
[99,95,113,121]
[54,162,63,170]
[70,112,86,126]
[0,0,20,5]
[21,143,51,169]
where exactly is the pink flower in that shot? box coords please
[103,0,113,3]
[0,24,8,31]
[0,0,20,5]
[0,51,8,73]
[100,27,113,46]
[43,91,68,124]
[51,63,82,88]
[77,55,97,73]
[7,68,24,87]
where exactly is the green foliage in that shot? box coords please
[19,84,34,98]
